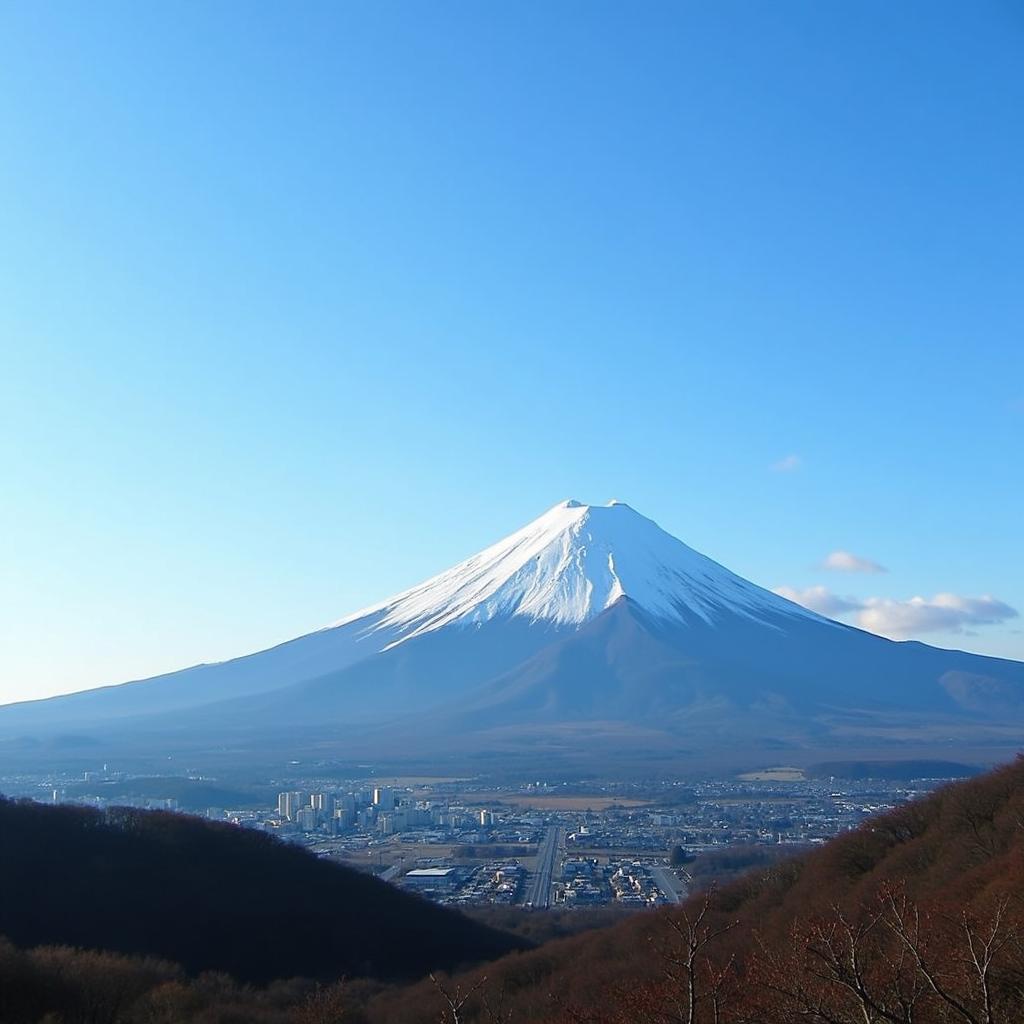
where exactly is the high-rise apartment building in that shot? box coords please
[373,786,395,810]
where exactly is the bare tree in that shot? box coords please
[650,887,739,1024]
[880,886,1020,1024]
[430,972,491,1024]
[750,885,1024,1024]
[752,913,919,1024]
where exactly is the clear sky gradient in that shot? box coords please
[1,2,1022,702]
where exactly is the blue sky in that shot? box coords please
[1,2,1021,702]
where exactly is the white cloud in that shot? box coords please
[774,585,1018,639]
[773,585,862,617]
[771,454,801,472]
[821,550,887,573]
[856,594,1019,639]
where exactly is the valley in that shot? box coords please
[0,760,971,910]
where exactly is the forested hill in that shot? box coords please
[5,756,1024,1023]
[363,754,1024,1023]
[0,798,526,985]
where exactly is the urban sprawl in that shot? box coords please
[4,770,956,909]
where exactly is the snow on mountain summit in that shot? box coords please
[330,499,825,648]
[6,497,1023,758]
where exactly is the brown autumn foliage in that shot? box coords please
[2,756,1024,1022]
[360,754,1024,1023]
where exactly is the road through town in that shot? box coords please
[525,826,561,907]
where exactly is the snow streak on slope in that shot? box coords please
[328,500,830,649]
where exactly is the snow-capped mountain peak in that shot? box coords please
[6,497,1023,767]
[330,499,824,648]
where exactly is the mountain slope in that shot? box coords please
[327,499,829,640]
[2,499,1022,766]
[0,797,525,984]
[379,596,1024,760]
[360,755,1024,1023]
[0,499,828,731]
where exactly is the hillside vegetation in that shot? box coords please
[362,754,1024,1022]
[3,756,1024,1023]
[0,798,525,986]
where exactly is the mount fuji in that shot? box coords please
[3,500,1023,769]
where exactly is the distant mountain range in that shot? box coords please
[2,499,1022,769]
